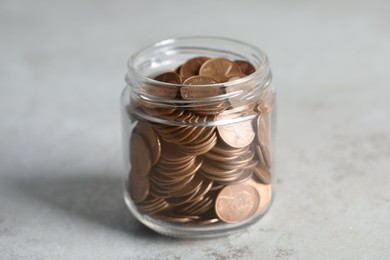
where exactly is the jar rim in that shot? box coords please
[126,36,270,88]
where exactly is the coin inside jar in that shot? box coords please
[129,173,150,203]
[217,118,255,148]
[199,58,241,83]
[154,72,183,84]
[130,133,152,176]
[135,121,161,165]
[181,76,222,99]
[215,183,260,223]
[179,56,210,79]
[234,60,256,75]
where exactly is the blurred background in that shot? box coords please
[1,0,389,259]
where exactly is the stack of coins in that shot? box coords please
[128,57,273,225]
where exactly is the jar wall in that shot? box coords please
[121,37,276,238]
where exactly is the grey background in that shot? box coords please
[1,0,390,259]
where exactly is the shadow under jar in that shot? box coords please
[121,36,276,238]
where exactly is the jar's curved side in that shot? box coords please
[123,187,275,238]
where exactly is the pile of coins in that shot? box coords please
[128,57,273,225]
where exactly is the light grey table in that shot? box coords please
[1,0,389,259]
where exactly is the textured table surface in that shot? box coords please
[1,0,390,259]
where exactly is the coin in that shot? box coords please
[143,84,178,99]
[234,60,256,75]
[138,98,177,114]
[253,166,271,184]
[217,119,255,148]
[196,218,219,225]
[260,144,271,168]
[154,71,183,84]
[171,176,203,197]
[179,56,210,79]
[228,76,241,81]
[255,102,272,114]
[175,65,182,74]
[256,115,269,147]
[199,58,241,83]
[135,121,161,165]
[228,169,253,184]
[256,183,272,213]
[255,88,274,114]
[129,173,149,203]
[182,75,219,85]
[158,215,199,223]
[247,179,272,213]
[130,133,152,176]
[186,195,214,216]
[255,144,267,167]
[181,76,222,99]
[137,196,169,214]
[215,183,260,223]
[190,101,228,115]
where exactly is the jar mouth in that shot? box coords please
[126,36,270,88]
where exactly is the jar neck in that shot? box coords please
[125,67,272,103]
[125,36,273,125]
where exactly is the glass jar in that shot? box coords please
[121,36,276,238]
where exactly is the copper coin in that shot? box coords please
[181,76,222,99]
[228,76,241,82]
[143,84,178,99]
[136,121,161,165]
[253,166,271,184]
[215,183,260,223]
[191,178,213,201]
[201,160,243,176]
[255,88,274,114]
[182,75,219,85]
[196,218,219,225]
[137,197,169,214]
[228,169,253,184]
[234,60,256,75]
[138,98,177,114]
[166,193,199,207]
[175,65,182,74]
[173,127,201,144]
[130,173,149,203]
[256,183,272,212]
[247,179,272,213]
[157,215,199,223]
[153,71,183,84]
[190,102,228,115]
[210,140,248,156]
[171,176,203,197]
[256,115,269,147]
[157,157,195,173]
[260,144,271,168]
[178,133,217,155]
[255,144,267,167]
[178,194,212,215]
[210,183,225,191]
[255,102,272,114]
[201,170,244,184]
[199,58,241,83]
[130,133,152,176]
[179,56,210,79]
[186,196,214,216]
[217,119,255,148]
[160,141,194,163]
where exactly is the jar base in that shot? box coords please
[123,190,274,239]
